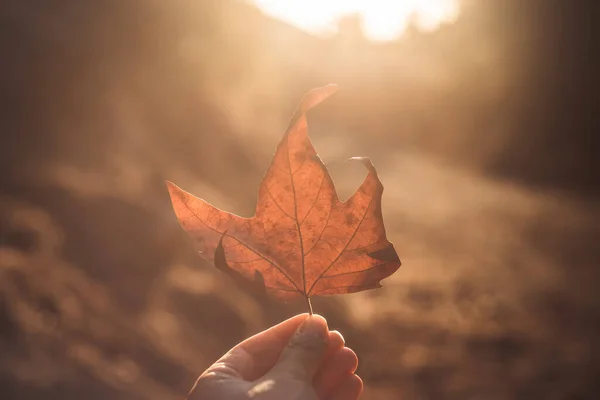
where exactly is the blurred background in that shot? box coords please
[1,0,598,398]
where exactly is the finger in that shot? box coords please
[238,314,309,356]
[313,330,345,396]
[330,374,363,400]
[270,315,329,381]
[211,314,309,381]
[314,347,358,399]
[324,330,345,359]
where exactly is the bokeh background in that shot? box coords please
[1,0,598,398]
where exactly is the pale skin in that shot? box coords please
[187,314,363,400]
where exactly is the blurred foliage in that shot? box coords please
[1,0,598,399]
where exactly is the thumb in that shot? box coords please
[270,315,329,381]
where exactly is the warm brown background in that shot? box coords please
[1,0,598,399]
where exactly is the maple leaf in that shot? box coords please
[166,85,401,313]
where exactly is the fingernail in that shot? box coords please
[298,315,328,340]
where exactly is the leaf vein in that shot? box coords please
[304,206,333,256]
[307,196,375,295]
[299,173,326,227]
[266,186,295,220]
[285,133,307,297]
[181,196,302,293]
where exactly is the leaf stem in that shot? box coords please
[305,295,313,315]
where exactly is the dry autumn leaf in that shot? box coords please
[167,85,401,313]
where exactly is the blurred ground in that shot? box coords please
[1,0,598,399]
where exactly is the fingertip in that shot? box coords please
[285,313,311,326]
[314,346,360,398]
[338,347,359,373]
[306,314,328,328]
[297,314,328,340]
[351,374,364,396]
[327,330,345,354]
[329,330,345,344]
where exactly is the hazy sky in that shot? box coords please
[251,0,460,41]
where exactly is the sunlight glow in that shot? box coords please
[251,0,460,41]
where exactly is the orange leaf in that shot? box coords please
[167,85,401,313]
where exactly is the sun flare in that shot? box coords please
[251,0,460,41]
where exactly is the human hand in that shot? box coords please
[187,314,362,400]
